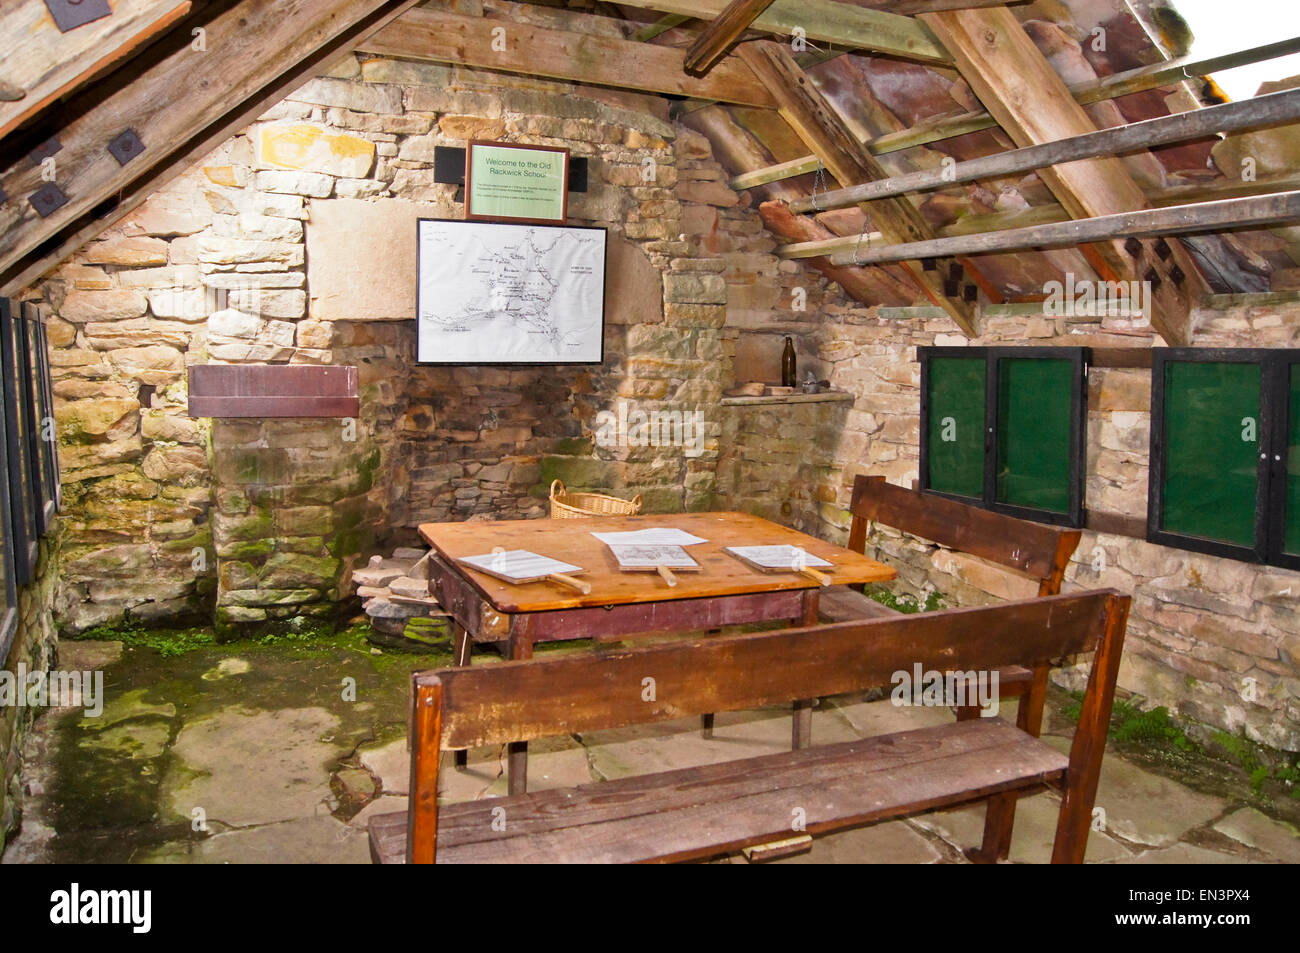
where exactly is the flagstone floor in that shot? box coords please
[3,636,1298,865]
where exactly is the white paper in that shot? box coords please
[608,544,699,569]
[590,528,708,547]
[725,545,833,570]
[460,550,583,581]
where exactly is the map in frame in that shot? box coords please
[416,219,606,365]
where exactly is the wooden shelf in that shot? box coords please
[721,390,855,407]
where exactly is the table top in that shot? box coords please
[419,511,897,613]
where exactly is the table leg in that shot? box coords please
[452,625,472,769]
[506,615,535,796]
[792,589,820,750]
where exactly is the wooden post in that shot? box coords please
[406,675,443,864]
[1051,594,1130,863]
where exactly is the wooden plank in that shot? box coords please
[921,6,1205,345]
[849,475,1081,581]
[684,0,776,77]
[432,590,1118,749]
[785,87,1300,214]
[418,719,1067,864]
[419,511,895,615]
[729,36,1300,191]
[813,192,1300,267]
[737,41,980,335]
[357,6,777,107]
[632,13,692,42]
[612,0,951,65]
[0,0,192,140]
[0,0,422,295]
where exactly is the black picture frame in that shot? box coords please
[1,299,39,584]
[414,219,607,366]
[22,302,58,532]
[918,346,1089,528]
[1147,348,1275,565]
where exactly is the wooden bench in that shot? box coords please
[821,475,1084,859]
[368,588,1129,864]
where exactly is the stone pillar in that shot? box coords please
[208,416,382,639]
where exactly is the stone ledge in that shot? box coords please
[721,390,855,407]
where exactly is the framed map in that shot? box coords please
[416,219,606,365]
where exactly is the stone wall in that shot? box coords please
[773,304,1300,753]
[23,54,826,635]
[1,535,59,852]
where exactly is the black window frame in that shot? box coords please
[1149,348,1300,568]
[22,302,59,531]
[0,340,16,665]
[919,345,1089,529]
[1,298,39,584]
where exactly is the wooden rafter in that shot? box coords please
[920,6,1205,345]
[357,7,777,107]
[0,0,422,295]
[737,40,980,335]
[794,192,1300,266]
[0,0,194,141]
[613,0,951,65]
[729,35,1300,191]
[684,0,776,77]
[785,87,1300,214]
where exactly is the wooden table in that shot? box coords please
[419,511,896,794]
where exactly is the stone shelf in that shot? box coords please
[720,390,856,407]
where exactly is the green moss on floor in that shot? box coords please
[1058,688,1300,819]
[863,585,946,614]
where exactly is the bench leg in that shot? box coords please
[701,713,714,739]
[968,664,1052,862]
[505,615,535,797]
[452,625,472,769]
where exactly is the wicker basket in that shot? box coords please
[549,479,642,519]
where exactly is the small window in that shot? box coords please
[1,299,38,584]
[0,305,21,661]
[919,347,1088,527]
[1148,348,1299,567]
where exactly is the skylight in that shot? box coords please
[1171,0,1300,99]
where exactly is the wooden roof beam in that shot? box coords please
[737,40,981,335]
[684,0,776,76]
[729,35,1300,191]
[612,0,952,65]
[0,0,196,142]
[920,5,1205,345]
[784,87,1300,213]
[796,192,1300,267]
[0,0,422,295]
[357,7,777,107]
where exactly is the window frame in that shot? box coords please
[1,298,39,584]
[919,346,1089,529]
[21,302,58,532]
[1265,350,1300,571]
[1146,347,1295,565]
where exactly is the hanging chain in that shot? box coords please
[810,161,827,213]
[852,217,874,266]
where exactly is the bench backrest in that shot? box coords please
[847,475,1082,596]
[407,590,1130,862]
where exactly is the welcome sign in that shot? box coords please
[465,141,569,224]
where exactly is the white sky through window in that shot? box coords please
[1172,0,1300,99]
